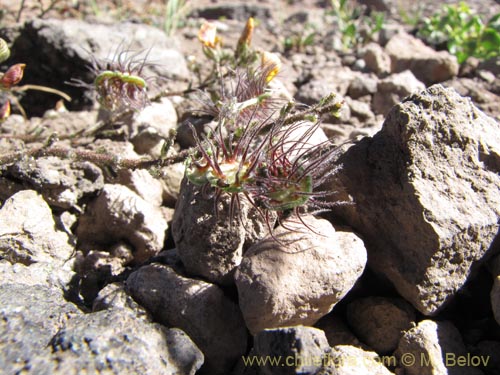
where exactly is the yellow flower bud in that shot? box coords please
[198,22,220,48]
[260,52,281,83]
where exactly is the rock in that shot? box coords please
[160,162,185,207]
[116,168,164,207]
[346,98,376,122]
[491,275,500,326]
[315,314,365,348]
[330,84,500,315]
[190,3,272,22]
[372,70,425,115]
[171,178,272,286]
[347,74,378,99]
[0,190,74,264]
[296,67,356,103]
[330,345,395,375]
[235,215,367,334]
[44,305,203,375]
[130,98,178,158]
[385,32,459,85]
[126,263,248,375]
[362,42,391,76]
[471,340,500,375]
[478,57,500,77]
[11,19,189,114]
[443,77,500,120]
[0,283,81,375]
[395,320,482,375]
[2,157,103,209]
[76,184,168,264]
[0,260,75,291]
[346,296,416,353]
[251,326,332,375]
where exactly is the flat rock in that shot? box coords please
[126,263,248,375]
[3,157,103,209]
[330,84,500,315]
[235,215,367,334]
[41,306,203,375]
[0,283,81,375]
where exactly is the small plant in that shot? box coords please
[185,19,344,230]
[283,24,316,53]
[327,0,385,50]
[164,0,190,37]
[417,2,500,64]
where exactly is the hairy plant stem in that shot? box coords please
[0,95,342,169]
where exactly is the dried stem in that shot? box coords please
[0,143,192,170]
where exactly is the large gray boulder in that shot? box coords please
[329,84,500,315]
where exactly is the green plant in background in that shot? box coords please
[327,0,385,50]
[418,2,500,64]
[283,24,316,53]
[164,0,189,36]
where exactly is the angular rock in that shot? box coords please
[330,85,500,315]
[172,178,272,285]
[252,326,332,375]
[330,345,395,375]
[0,283,81,375]
[76,184,167,264]
[235,215,367,334]
[2,157,103,209]
[0,190,74,264]
[127,263,248,375]
[372,70,425,115]
[11,19,189,114]
[385,32,459,85]
[363,42,391,76]
[346,296,416,353]
[395,320,481,375]
[42,306,203,375]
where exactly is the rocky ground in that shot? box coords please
[0,1,500,375]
